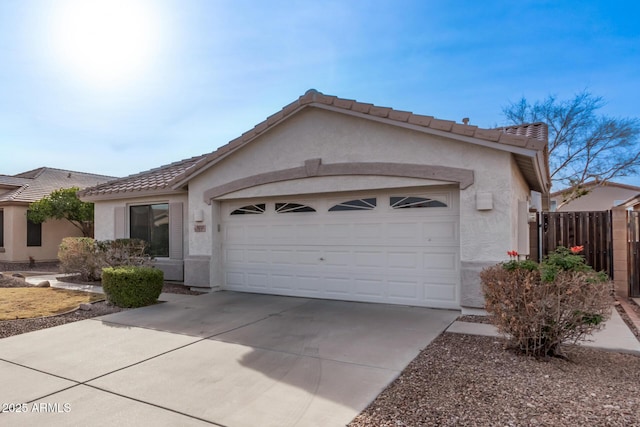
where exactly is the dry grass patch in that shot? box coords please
[0,288,103,320]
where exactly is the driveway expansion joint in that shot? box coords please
[82,384,227,427]
[0,357,83,385]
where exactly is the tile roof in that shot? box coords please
[497,122,548,142]
[0,168,116,204]
[173,89,549,185]
[78,155,206,197]
[80,89,550,198]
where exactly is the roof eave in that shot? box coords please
[0,200,31,207]
[533,150,552,194]
[79,187,187,203]
[618,193,640,209]
[169,103,309,189]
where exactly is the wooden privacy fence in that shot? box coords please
[539,211,613,277]
[628,211,640,297]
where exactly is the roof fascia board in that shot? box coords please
[0,201,30,207]
[171,105,309,189]
[534,151,551,193]
[0,183,25,190]
[80,188,187,203]
[620,194,640,208]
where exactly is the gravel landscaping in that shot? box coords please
[349,300,640,426]
[349,333,640,427]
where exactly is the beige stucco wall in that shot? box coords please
[553,185,639,211]
[93,194,188,242]
[92,193,190,282]
[457,150,533,307]
[184,108,530,306]
[0,205,83,263]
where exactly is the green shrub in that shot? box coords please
[102,266,164,308]
[58,238,152,281]
[481,247,613,358]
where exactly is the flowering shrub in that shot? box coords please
[481,246,612,358]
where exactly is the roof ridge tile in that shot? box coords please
[428,118,456,132]
[407,114,434,126]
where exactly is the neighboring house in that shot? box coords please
[550,181,640,212]
[80,89,550,310]
[0,167,115,267]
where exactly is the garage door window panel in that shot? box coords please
[275,203,316,213]
[329,198,376,212]
[390,196,447,209]
[230,204,266,215]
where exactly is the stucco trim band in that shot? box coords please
[203,159,474,202]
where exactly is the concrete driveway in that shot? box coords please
[0,291,459,426]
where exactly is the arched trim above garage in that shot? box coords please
[203,159,474,203]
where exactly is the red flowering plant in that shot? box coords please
[540,246,593,281]
[503,250,538,272]
[481,246,612,358]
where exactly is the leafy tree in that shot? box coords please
[27,187,95,237]
[503,90,640,208]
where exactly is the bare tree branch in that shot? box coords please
[503,90,640,206]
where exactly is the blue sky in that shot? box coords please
[1,0,639,186]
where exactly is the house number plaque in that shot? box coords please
[194,225,206,232]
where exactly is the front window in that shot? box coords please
[130,204,169,257]
[27,215,42,247]
[0,210,4,247]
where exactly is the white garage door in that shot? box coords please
[221,189,460,309]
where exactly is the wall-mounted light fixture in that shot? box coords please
[476,192,493,210]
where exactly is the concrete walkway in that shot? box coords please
[23,273,104,294]
[447,307,640,355]
[22,273,184,302]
